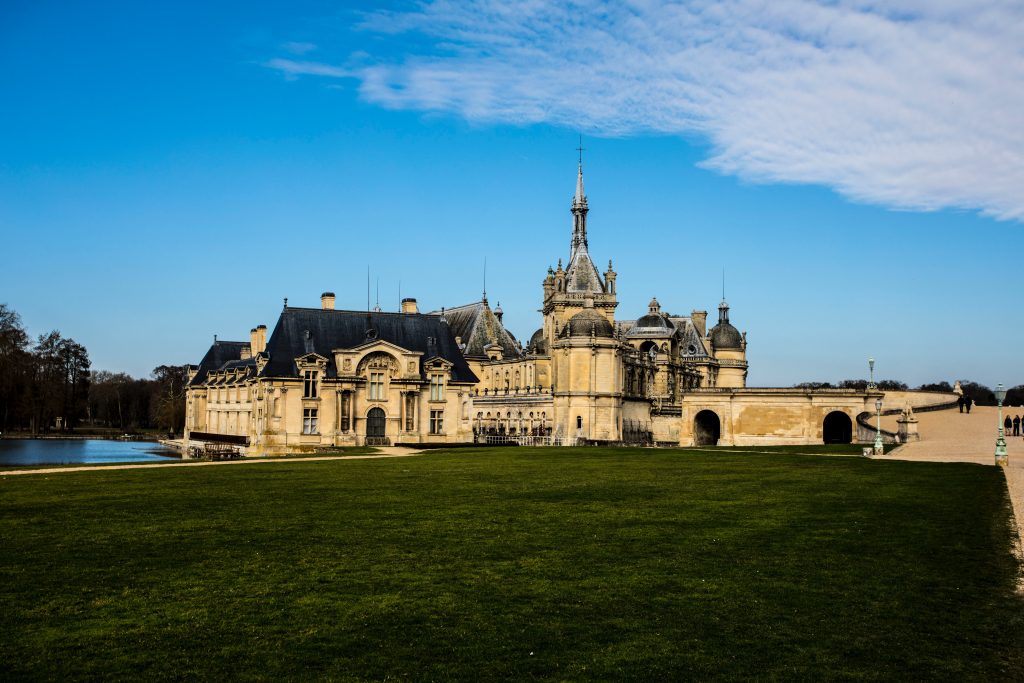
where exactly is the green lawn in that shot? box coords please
[1,448,1021,681]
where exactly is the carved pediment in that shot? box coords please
[357,351,400,375]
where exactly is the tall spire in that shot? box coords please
[570,138,589,258]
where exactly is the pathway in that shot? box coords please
[880,405,1024,587]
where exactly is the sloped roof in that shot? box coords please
[258,307,477,383]
[189,340,250,386]
[565,246,604,294]
[435,300,523,360]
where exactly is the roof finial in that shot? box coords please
[283,297,288,309]
[483,256,487,301]
[722,268,726,302]
[577,134,585,166]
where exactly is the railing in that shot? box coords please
[188,431,249,446]
[855,412,898,444]
[475,434,566,446]
[365,437,391,446]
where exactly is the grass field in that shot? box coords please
[1,447,1021,680]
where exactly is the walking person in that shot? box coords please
[957,395,964,413]
[1014,415,1021,437]
[964,395,973,413]
[1004,416,1012,435]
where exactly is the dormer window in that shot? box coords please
[303,370,318,399]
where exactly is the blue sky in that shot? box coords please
[1,1,1020,387]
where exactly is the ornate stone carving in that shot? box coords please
[357,351,399,375]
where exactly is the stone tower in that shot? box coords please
[707,298,748,388]
[545,162,623,442]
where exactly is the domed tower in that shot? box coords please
[551,298,622,442]
[707,298,748,387]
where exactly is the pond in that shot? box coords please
[0,439,181,466]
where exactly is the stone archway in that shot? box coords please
[366,407,386,440]
[694,410,721,446]
[823,411,853,444]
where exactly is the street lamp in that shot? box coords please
[995,383,1008,466]
[874,398,884,454]
[868,357,876,390]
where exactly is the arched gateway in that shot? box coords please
[693,410,721,446]
[823,411,853,444]
[366,407,386,440]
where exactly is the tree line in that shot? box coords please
[0,304,188,435]
[793,378,1023,407]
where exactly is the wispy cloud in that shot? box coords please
[268,1,1024,220]
[281,41,317,55]
[264,58,350,79]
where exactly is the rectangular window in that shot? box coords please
[405,394,415,431]
[369,372,384,400]
[429,409,443,435]
[430,374,445,401]
[340,392,350,431]
[303,408,318,435]
[303,370,318,399]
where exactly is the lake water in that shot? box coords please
[0,439,181,466]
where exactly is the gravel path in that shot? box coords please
[880,406,1024,589]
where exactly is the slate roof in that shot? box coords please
[565,246,605,294]
[258,307,478,383]
[615,316,710,357]
[189,340,250,386]
[434,301,523,360]
[563,309,614,338]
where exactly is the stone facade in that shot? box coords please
[184,161,882,453]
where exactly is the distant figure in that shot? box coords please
[1004,416,1012,434]
[1014,415,1021,437]
[957,396,964,413]
[964,395,973,413]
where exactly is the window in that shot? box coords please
[303,408,318,434]
[340,392,350,431]
[369,372,385,400]
[577,415,583,430]
[303,370,318,398]
[430,374,445,401]
[429,409,444,435]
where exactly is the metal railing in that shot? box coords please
[475,434,566,446]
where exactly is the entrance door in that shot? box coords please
[693,410,721,446]
[823,411,853,444]
[366,407,386,439]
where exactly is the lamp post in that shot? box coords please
[868,357,876,390]
[874,398,884,454]
[995,383,1008,466]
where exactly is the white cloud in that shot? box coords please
[264,58,350,79]
[268,0,1024,220]
[281,41,317,55]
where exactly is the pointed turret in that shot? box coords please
[565,162,603,294]
[570,162,589,256]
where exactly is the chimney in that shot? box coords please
[245,328,258,359]
[249,324,268,354]
[691,310,708,337]
[401,297,418,314]
[321,292,335,310]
